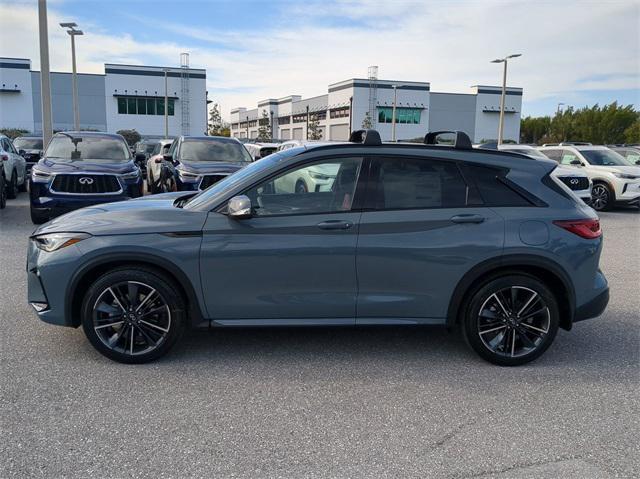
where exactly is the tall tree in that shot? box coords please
[208,103,224,136]
[257,110,271,141]
[116,129,141,146]
[307,113,322,140]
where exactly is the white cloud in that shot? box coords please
[1,0,638,120]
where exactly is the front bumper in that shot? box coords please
[616,181,640,204]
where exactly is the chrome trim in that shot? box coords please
[48,171,124,196]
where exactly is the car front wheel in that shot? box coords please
[462,275,559,366]
[591,183,613,211]
[81,267,186,363]
[6,170,17,199]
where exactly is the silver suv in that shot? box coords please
[0,134,27,201]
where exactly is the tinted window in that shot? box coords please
[179,139,252,163]
[45,135,131,162]
[244,158,362,217]
[540,149,562,161]
[13,138,43,150]
[461,165,531,206]
[581,149,629,166]
[372,157,467,210]
[559,150,582,165]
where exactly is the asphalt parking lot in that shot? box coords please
[1,192,638,478]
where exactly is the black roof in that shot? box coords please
[53,131,125,140]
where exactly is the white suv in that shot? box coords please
[493,144,592,203]
[0,135,27,200]
[539,145,640,211]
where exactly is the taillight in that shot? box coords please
[553,219,601,239]
[1,154,8,161]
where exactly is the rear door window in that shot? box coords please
[559,150,581,165]
[370,157,468,210]
[540,149,562,162]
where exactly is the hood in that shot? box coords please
[177,160,246,175]
[37,157,138,174]
[34,196,207,236]
[589,165,640,175]
[553,165,589,178]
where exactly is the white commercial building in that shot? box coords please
[0,57,207,137]
[230,79,522,143]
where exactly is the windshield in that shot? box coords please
[14,138,43,150]
[184,150,296,210]
[616,149,640,164]
[45,135,131,162]
[506,148,549,160]
[580,149,629,166]
[180,139,252,163]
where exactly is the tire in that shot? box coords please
[30,204,49,224]
[591,183,613,211]
[0,174,6,209]
[6,171,17,199]
[18,174,27,192]
[147,172,156,194]
[295,179,308,194]
[81,267,186,364]
[461,274,559,366]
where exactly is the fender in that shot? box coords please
[65,251,207,328]
[446,253,576,328]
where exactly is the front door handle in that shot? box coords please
[450,214,485,224]
[317,220,353,230]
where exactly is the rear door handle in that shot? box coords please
[450,214,485,224]
[317,220,353,230]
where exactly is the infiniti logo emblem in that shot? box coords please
[78,177,94,185]
[570,179,579,185]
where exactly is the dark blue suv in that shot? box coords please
[29,132,143,224]
[167,136,253,191]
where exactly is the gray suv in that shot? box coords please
[27,130,609,366]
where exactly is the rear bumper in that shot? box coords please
[574,287,609,322]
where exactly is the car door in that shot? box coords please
[355,155,505,323]
[7,139,26,185]
[199,156,364,323]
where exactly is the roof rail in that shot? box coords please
[477,141,498,150]
[349,129,382,146]
[559,141,592,146]
[424,131,472,149]
[541,143,559,147]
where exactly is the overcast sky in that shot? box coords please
[1,0,638,120]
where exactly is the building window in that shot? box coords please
[292,114,307,123]
[116,96,175,116]
[377,107,422,124]
[278,116,290,125]
[313,110,327,121]
[329,107,350,119]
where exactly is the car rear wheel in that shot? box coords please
[462,275,559,366]
[295,179,308,194]
[81,267,186,363]
[591,183,613,211]
[6,171,17,199]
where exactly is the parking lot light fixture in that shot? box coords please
[491,53,522,145]
[60,22,83,131]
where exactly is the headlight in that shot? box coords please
[119,169,141,180]
[32,233,92,252]
[612,172,639,180]
[309,171,334,181]
[31,166,52,182]
[177,170,199,182]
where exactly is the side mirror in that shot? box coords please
[38,150,44,158]
[135,152,146,162]
[570,159,582,166]
[635,160,640,165]
[228,195,252,219]
[163,154,173,162]
[18,149,26,157]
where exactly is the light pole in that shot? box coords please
[556,102,565,115]
[60,22,83,131]
[491,53,521,145]
[38,0,53,146]
[163,69,169,138]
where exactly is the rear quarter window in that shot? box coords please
[461,164,532,207]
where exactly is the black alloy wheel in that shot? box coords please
[591,183,612,211]
[81,268,185,363]
[463,275,559,366]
